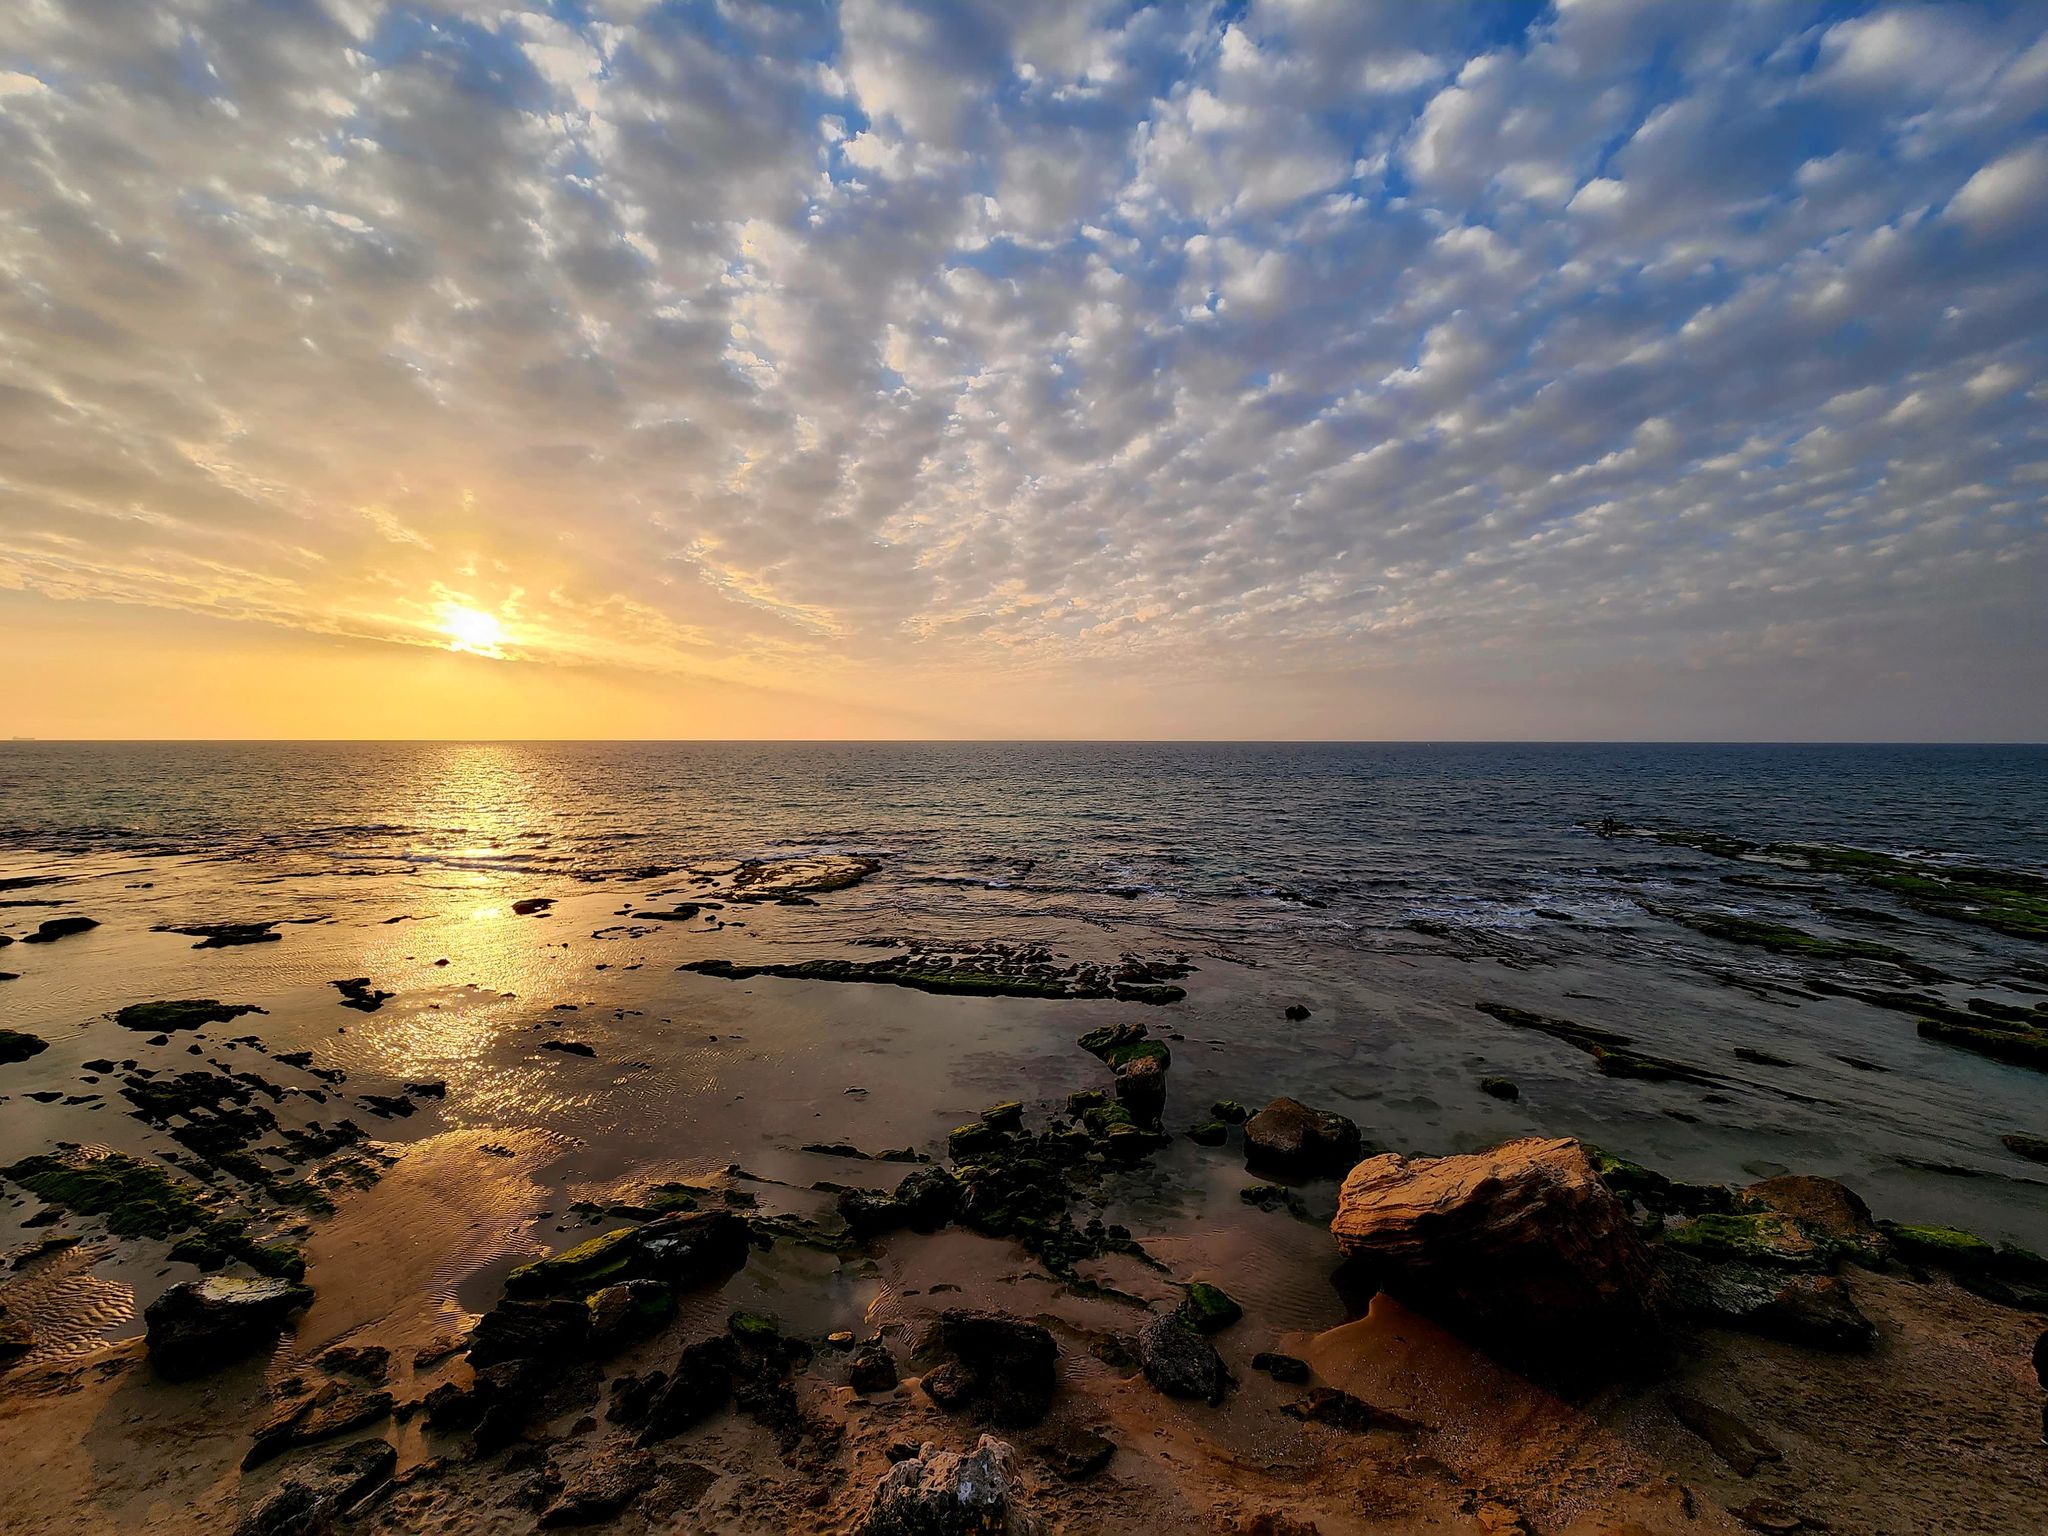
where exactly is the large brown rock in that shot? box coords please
[1330,1137,1667,1372]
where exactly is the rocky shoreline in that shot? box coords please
[3,835,2047,1533]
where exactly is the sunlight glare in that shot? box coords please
[441,604,505,657]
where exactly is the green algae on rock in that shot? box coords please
[1176,1281,1242,1334]
[112,998,266,1032]
[1657,909,1939,977]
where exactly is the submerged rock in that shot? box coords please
[1243,1097,1363,1180]
[1138,1313,1231,1404]
[1330,1137,1668,1374]
[20,915,98,944]
[113,999,264,1032]
[862,1436,1043,1536]
[919,1311,1058,1428]
[0,1028,48,1064]
[145,1276,312,1380]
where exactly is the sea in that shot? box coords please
[3,740,2047,1260]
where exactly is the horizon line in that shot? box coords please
[5,738,2046,749]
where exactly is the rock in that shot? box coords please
[1284,1005,1311,1021]
[637,1335,739,1445]
[0,1313,34,1361]
[145,1276,312,1380]
[586,1279,674,1344]
[20,916,98,944]
[1114,1053,1168,1124]
[1741,1174,1877,1247]
[113,998,264,1032]
[512,898,556,916]
[0,1028,48,1064]
[982,1101,1024,1132]
[1211,1100,1249,1123]
[244,1382,394,1468]
[1187,1120,1228,1146]
[1177,1281,1242,1334]
[850,1341,898,1394]
[504,1210,747,1299]
[861,1436,1043,1536]
[316,1343,390,1382]
[542,1039,596,1057]
[234,1439,395,1536]
[1664,1258,1877,1353]
[538,1446,653,1527]
[1138,1313,1231,1404]
[1076,1021,1148,1062]
[1329,1137,1668,1374]
[919,1311,1058,1428]
[1479,1076,1519,1101]
[1666,1392,1781,1477]
[1280,1387,1420,1434]
[468,1298,592,1367]
[894,1165,960,1230]
[1034,1424,1115,1481]
[1244,1098,1362,1180]
[330,978,394,1012]
[1251,1351,1310,1383]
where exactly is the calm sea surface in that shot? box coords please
[5,741,2048,1250]
[4,742,2043,938]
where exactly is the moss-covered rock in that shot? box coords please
[1210,1100,1248,1124]
[3,1150,211,1238]
[1187,1120,1228,1146]
[727,1309,782,1346]
[1880,1221,1998,1274]
[1660,1211,1830,1270]
[1177,1282,1242,1334]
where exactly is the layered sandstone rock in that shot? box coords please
[1330,1136,1667,1370]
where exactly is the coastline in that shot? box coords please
[3,800,2047,1532]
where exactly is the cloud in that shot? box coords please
[0,0,2043,738]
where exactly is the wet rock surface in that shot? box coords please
[1242,1097,1362,1179]
[145,1275,312,1380]
[234,1439,395,1536]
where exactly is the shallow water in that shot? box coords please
[3,740,2047,1349]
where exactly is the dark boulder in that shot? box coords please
[1138,1313,1231,1404]
[1244,1098,1362,1180]
[467,1298,591,1368]
[637,1335,740,1446]
[1113,1054,1168,1125]
[243,1383,393,1469]
[1034,1424,1115,1481]
[850,1342,898,1394]
[919,1311,1058,1428]
[145,1276,311,1380]
[503,1210,747,1299]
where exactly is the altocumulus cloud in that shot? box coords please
[1,0,2045,737]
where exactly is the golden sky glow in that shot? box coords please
[3,3,2045,740]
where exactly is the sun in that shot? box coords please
[440,604,505,657]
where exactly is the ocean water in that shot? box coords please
[4,740,2048,1258]
[5,740,2044,935]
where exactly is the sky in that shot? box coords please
[2,0,2045,741]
